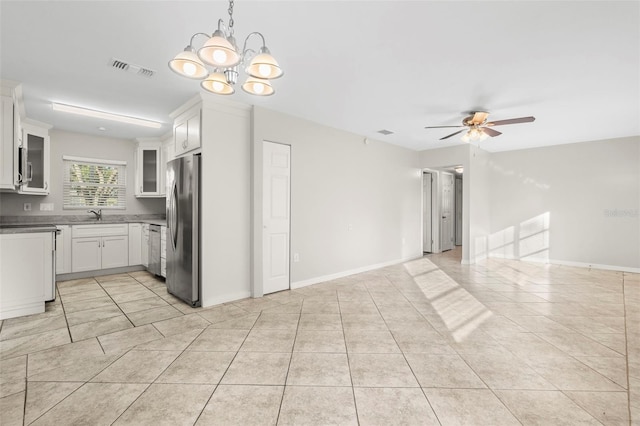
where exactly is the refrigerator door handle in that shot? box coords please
[170,182,179,250]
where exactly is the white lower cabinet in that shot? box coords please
[141,224,149,267]
[128,223,142,266]
[55,225,72,274]
[71,224,129,273]
[101,236,129,269]
[0,232,54,320]
[71,237,102,272]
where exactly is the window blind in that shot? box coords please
[63,156,127,209]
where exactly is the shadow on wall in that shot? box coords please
[481,212,551,262]
[403,258,493,343]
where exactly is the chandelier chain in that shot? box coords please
[228,0,235,31]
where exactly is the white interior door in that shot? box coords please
[263,141,291,294]
[423,172,433,252]
[455,176,463,246]
[440,172,455,251]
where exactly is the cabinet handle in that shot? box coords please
[98,241,100,247]
[44,182,48,190]
[140,186,143,193]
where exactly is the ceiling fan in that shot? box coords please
[425,111,536,142]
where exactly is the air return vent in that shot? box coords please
[109,58,155,78]
[377,129,394,135]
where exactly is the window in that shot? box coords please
[63,156,126,209]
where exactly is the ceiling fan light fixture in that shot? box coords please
[461,132,471,143]
[168,46,208,79]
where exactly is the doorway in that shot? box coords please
[262,141,291,294]
[440,172,455,252]
[422,172,434,253]
[455,175,463,246]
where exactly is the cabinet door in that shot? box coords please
[186,112,201,152]
[141,224,149,267]
[71,237,102,272]
[56,225,72,274]
[138,147,159,195]
[128,223,142,266]
[174,121,188,156]
[19,123,50,195]
[0,232,52,320]
[102,235,129,269]
[0,95,15,190]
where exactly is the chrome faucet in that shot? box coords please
[88,209,102,221]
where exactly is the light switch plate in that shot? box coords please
[23,203,31,211]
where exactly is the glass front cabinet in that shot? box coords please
[19,120,51,195]
[135,140,164,198]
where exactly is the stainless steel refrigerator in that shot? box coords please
[166,154,201,307]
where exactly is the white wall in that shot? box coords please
[0,129,165,217]
[468,145,491,263]
[488,136,639,271]
[252,106,422,293]
[199,98,252,306]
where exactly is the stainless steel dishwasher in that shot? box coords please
[148,224,161,276]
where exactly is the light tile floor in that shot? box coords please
[1,248,638,425]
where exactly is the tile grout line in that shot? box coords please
[621,272,632,425]
[273,300,302,425]
[337,289,361,426]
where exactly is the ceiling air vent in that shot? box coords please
[377,129,394,135]
[109,58,155,78]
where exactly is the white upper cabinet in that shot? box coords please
[172,101,201,157]
[0,81,22,191]
[18,119,51,195]
[0,94,15,190]
[135,139,165,198]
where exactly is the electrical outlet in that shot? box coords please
[293,253,300,262]
[23,203,31,211]
[348,224,353,231]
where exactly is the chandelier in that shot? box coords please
[168,0,283,96]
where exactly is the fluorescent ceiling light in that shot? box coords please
[52,103,162,129]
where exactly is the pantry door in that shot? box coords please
[262,141,291,294]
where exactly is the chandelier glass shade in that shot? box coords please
[168,0,283,96]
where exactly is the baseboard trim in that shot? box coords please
[202,291,252,308]
[291,255,423,290]
[488,254,640,274]
[57,265,147,282]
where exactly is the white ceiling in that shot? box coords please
[1,1,638,152]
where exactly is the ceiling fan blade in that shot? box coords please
[440,129,465,140]
[482,127,502,137]
[486,116,536,126]
[425,125,465,129]
[472,111,489,124]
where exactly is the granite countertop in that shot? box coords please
[0,224,58,234]
[0,215,167,228]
